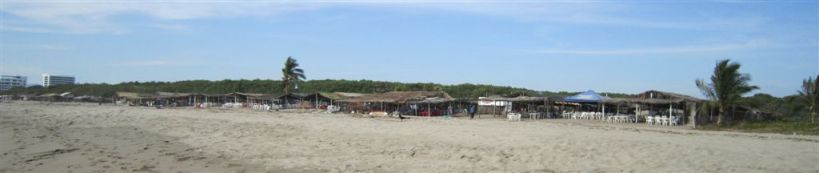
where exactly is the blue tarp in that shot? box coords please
[564,90,609,103]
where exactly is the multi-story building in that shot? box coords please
[0,75,27,91]
[42,74,75,87]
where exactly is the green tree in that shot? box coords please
[740,93,784,118]
[696,59,758,127]
[799,75,818,124]
[281,57,306,96]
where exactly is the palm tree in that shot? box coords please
[695,59,758,127]
[281,57,306,97]
[799,75,818,124]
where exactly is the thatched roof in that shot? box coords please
[224,92,276,100]
[340,91,454,103]
[598,90,704,105]
[409,97,454,104]
[304,92,365,100]
[480,95,549,102]
[334,92,365,98]
[156,92,196,98]
[277,93,309,100]
[39,93,59,97]
[603,98,684,104]
[115,91,156,100]
[635,90,703,103]
[115,91,138,98]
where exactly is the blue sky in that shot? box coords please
[0,0,817,97]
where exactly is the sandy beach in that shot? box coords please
[1,101,817,172]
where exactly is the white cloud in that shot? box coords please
[120,60,198,66]
[0,0,328,33]
[150,23,192,32]
[0,0,768,34]
[38,44,72,50]
[533,40,787,55]
[0,25,61,33]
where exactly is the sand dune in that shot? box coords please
[1,101,817,172]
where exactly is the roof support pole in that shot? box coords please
[427,103,432,117]
[492,100,497,117]
[544,97,549,119]
[635,104,640,123]
[669,104,673,117]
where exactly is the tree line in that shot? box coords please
[0,79,550,99]
[2,58,814,125]
[696,59,817,126]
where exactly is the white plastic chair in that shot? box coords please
[646,116,654,125]
[507,113,521,121]
[659,116,668,126]
[669,116,679,126]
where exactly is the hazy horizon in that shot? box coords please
[1,0,817,97]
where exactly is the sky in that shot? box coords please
[0,0,817,97]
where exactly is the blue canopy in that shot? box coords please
[564,90,609,103]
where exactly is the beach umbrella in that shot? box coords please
[563,90,609,103]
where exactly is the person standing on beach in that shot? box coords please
[447,105,453,117]
[468,104,476,119]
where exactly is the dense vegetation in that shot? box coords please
[692,59,817,134]
[696,59,758,126]
[2,56,815,135]
[2,77,816,134]
[1,79,553,99]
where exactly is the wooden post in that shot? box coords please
[669,104,673,117]
[427,103,432,117]
[560,105,564,119]
[414,103,418,116]
[690,103,697,128]
[492,100,497,117]
[635,104,640,123]
[544,97,549,119]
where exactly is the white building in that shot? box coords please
[42,74,75,87]
[0,75,27,91]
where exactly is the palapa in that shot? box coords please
[339,91,454,104]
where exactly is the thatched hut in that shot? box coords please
[156,92,198,107]
[600,90,705,126]
[115,91,156,106]
[304,92,365,109]
[338,91,455,116]
[276,93,309,109]
[478,95,554,118]
[220,92,275,108]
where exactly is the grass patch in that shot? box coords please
[696,121,819,136]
